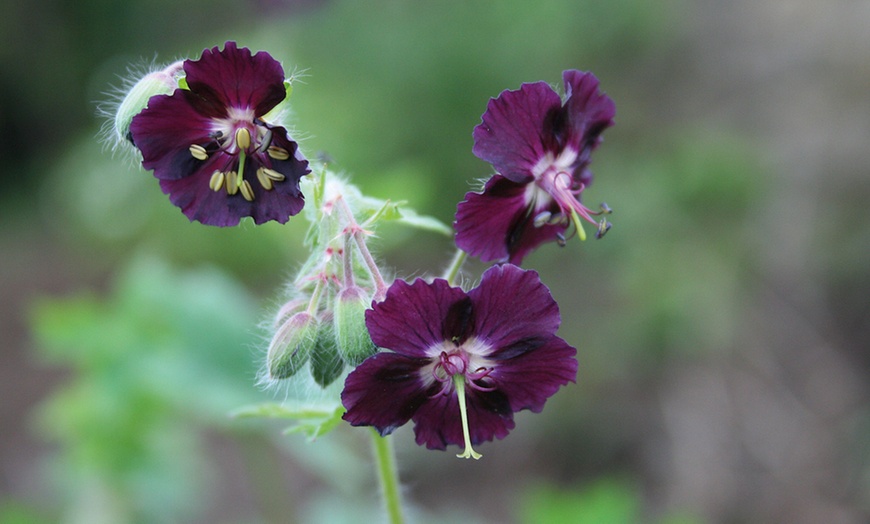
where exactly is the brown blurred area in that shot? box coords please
[1,0,868,522]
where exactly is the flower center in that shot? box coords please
[428,344,495,460]
[185,109,292,202]
[531,149,612,241]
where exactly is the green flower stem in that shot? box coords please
[343,231,355,288]
[370,429,404,524]
[335,196,389,300]
[442,248,468,286]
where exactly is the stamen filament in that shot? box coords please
[452,375,482,460]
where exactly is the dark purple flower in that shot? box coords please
[455,70,615,264]
[130,42,310,226]
[341,264,577,458]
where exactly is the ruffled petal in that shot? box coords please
[469,264,561,353]
[130,91,216,180]
[366,278,471,357]
[341,353,432,436]
[561,70,616,161]
[184,41,286,117]
[158,157,306,226]
[454,175,568,265]
[472,82,562,183]
[411,386,514,450]
[489,336,577,413]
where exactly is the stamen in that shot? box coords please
[256,168,273,191]
[189,144,208,161]
[267,146,290,161]
[256,129,273,153]
[599,202,612,214]
[240,179,255,201]
[452,375,482,460]
[533,211,552,228]
[555,232,567,247]
[596,219,612,239]
[208,171,225,192]
[225,171,239,195]
[235,128,251,150]
[262,167,286,182]
[550,213,568,226]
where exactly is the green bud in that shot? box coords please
[267,312,318,379]
[309,312,345,387]
[334,286,377,367]
[114,61,184,145]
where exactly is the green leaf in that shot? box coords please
[234,402,346,440]
[393,207,452,236]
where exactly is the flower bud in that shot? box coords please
[114,61,184,146]
[309,312,345,387]
[267,311,318,379]
[334,286,377,367]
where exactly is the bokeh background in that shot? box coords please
[2,0,869,522]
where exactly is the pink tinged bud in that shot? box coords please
[334,286,377,366]
[267,312,318,379]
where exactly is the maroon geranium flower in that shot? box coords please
[341,264,577,458]
[130,41,310,226]
[455,70,615,264]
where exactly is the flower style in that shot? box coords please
[341,264,577,459]
[129,42,310,226]
[455,70,615,264]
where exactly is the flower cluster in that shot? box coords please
[114,43,614,459]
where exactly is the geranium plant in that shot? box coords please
[109,41,616,523]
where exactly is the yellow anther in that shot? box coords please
[208,171,225,192]
[235,128,251,150]
[189,144,208,160]
[256,168,273,191]
[267,146,290,161]
[225,171,239,195]
[262,167,285,182]
[240,179,255,201]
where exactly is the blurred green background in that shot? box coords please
[2,0,869,522]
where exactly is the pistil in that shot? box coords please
[235,128,250,191]
[452,375,482,460]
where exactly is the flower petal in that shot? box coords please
[158,158,306,226]
[366,278,471,357]
[454,175,567,265]
[469,264,561,352]
[472,82,562,183]
[184,41,286,118]
[130,91,216,180]
[341,352,432,436]
[411,387,514,450]
[561,70,616,159]
[489,335,577,413]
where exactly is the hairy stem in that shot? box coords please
[370,429,404,524]
[335,196,389,300]
[442,248,468,286]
